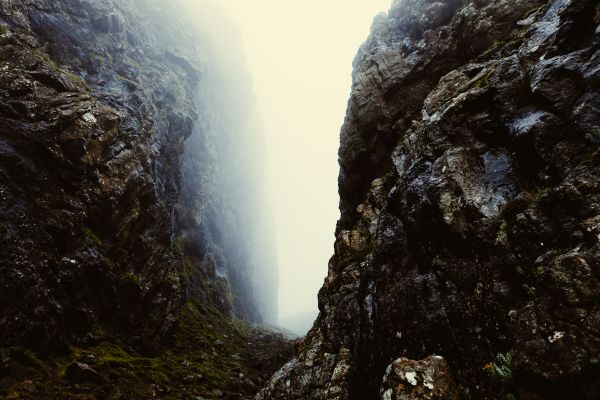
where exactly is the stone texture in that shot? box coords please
[65,362,105,384]
[257,0,600,399]
[380,356,460,400]
[0,0,275,355]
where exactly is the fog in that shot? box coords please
[179,0,390,334]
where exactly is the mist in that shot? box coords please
[178,0,390,334]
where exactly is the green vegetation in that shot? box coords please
[525,187,547,203]
[522,283,536,297]
[0,301,275,399]
[483,352,513,383]
[468,68,492,90]
[174,234,188,253]
[336,243,374,268]
[117,73,140,89]
[0,25,7,35]
[123,271,141,285]
[83,228,105,248]
[533,265,545,279]
[31,48,89,90]
[499,220,508,235]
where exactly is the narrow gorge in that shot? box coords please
[1,1,599,400]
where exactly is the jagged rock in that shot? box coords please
[380,356,460,400]
[65,362,105,384]
[259,0,600,399]
[0,2,289,398]
[0,0,276,356]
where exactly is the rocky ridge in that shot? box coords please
[256,0,600,399]
[0,0,289,399]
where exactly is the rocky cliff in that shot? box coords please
[257,0,600,399]
[0,0,289,398]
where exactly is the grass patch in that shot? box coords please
[1,302,273,399]
[31,48,88,90]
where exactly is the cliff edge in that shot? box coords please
[257,0,600,399]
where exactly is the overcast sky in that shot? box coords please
[180,0,391,328]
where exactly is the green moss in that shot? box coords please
[533,265,545,279]
[64,70,88,89]
[173,235,187,252]
[32,48,58,70]
[477,24,529,61]
[124,272,141,285]
[183,256,193,281]
[7,347,45,371]
[336,244,374,268]
[32,48,89,90]
[117,74,139,89]
[522,283,536,297]
[0,25,7,35]
[225,280,235,309]
[84,228,105,248]
[93,342,134,366]
[525,188,547,203]
[499,220,508,234]
[468,68,492,90]
[2,299,276,399]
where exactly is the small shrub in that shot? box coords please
[484,352,513,383]
[522,283,536,297]
[532,265,545,279]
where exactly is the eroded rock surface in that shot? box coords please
[380,356,459,400]
[258,0,600,399]
[0,0,277,355]
[0,0,288,398]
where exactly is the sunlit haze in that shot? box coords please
[180,0,390,333]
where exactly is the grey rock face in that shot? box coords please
[0,0,275,353]
[258,0,600,399]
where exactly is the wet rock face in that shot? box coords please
[0,0,194,353]
[259,0,600,399]
[0,0,271,353]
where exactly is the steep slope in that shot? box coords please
[257,0,600,399]
[0,0,290,399]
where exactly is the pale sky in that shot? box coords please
[179,0,391,329]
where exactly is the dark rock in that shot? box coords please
[65,362,105,384]
[258,0,600,399]
[17,380,37,393]
[0,0,277,356]
[28,69,79,92]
